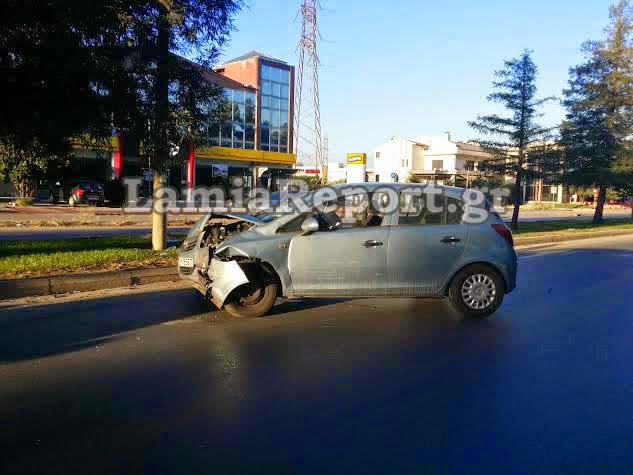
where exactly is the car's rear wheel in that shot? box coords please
[448,264,505,318]
[224,282,278,318]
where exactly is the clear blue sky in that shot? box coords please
[218,0,613,164]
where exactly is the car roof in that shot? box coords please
[327,182,467,198]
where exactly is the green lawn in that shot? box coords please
[0,236,179,278]
[513,219,633,237]
[522,203,593,211]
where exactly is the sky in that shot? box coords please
[218,0,614,165]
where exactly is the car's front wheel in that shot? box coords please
[224,282,278,318]
[448,264,505,318]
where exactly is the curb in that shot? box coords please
[0,267,177,300]
[513,228,633,247]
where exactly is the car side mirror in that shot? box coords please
[300,217,319,235]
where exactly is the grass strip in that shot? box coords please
[513,219,633,236]
[0,236,178,278]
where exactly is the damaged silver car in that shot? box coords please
[177,183,517,318]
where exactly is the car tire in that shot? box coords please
[69,196,77,207]
[224,282,279,318]
[448,264,505,318]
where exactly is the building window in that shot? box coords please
[260,64,290,153]
[432,160,443,170]
[205,88,255,149]
[376,151,380,158]
[465,160,475,171]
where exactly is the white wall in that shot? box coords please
[414,134,459,171]
[373,137,415,182]
[326,161,347,183]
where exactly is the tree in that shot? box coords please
[560,0,633,224]
[108,1,242,249]
[613,155,633,220]
[1,1,125,192]
[2,1,242,248]
[469,50,554,230]
[0,140,59,198]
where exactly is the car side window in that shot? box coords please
[446,196,465,224]
[277,213,309,233]
[322,193,385,229]
[398,192,464,226]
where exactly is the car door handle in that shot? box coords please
[362,240,383,247]
[441,236,461,244]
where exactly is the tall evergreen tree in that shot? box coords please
[469,50,553,230]
[560,0,633,224]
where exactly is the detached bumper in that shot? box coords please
[177,254,249,308]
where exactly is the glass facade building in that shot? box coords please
[206,88,257,150]
[259,64,290,153]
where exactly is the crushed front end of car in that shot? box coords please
[178,213,260,308]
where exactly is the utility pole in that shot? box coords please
[295,0,324,184]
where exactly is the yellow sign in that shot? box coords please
[346,153,366,165]
[197,146,296,166]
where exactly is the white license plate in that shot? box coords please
[178,257,194,268]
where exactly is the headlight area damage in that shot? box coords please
[178,214,280,318]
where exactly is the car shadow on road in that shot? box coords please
[0,288,207,364]
[265,297,352,317]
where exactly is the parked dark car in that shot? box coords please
[35,181,63,203]
[68,180,105,207]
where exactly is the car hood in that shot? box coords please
[207,211,263,225]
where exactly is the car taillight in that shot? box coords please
[491,223,514,248]
[75,188,85,196]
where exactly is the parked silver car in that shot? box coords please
[178,183,517,318]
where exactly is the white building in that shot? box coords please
[325,161,347,183]
[372,132,490,187]
[294,161,348,183]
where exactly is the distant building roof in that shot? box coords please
[203,69,255,90]
[171,53,254,90]
[222,50,288,65]
[456,141,484,152]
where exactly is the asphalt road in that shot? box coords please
[0,226,190,240]
[1,235,632,474]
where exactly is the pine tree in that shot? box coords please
[469,50,553,230]
[560,0,633,224]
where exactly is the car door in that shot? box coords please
[287,192,391,296]
[387,190,470,295]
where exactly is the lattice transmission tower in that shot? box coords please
[294,0,324,180]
